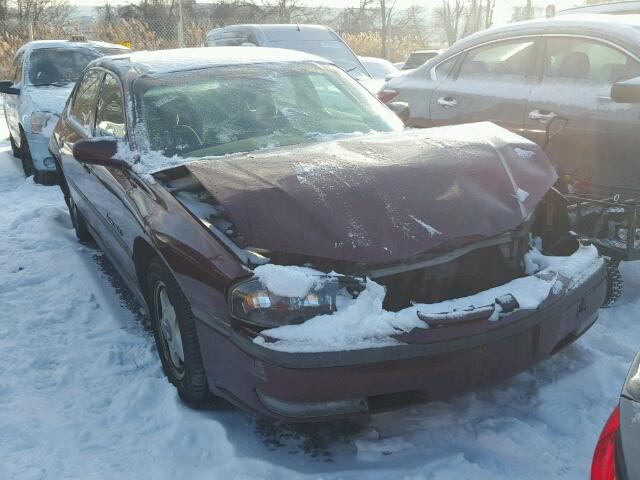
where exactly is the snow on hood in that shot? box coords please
[253,245,602,353]
[180,122,557,263]
[23,85,74,115]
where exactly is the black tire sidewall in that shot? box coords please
[146,258,210,406]
[68,196,92,242]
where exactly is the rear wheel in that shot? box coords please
[146,258,212,407]
[602,258,624,308]
[68,195,92,242]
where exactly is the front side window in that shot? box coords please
[136,62,402,158]
[28,48,98,86]
[71,70,102,131]
[543,37,640,84]
[96,73,126,139]
[458,39,536,81]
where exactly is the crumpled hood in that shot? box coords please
[24,85,74,115]
[182,122,557,263]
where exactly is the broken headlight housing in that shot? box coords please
[229,275,364,329]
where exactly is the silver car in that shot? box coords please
[380,14,640,189]
[0,39,128,183]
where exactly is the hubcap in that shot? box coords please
[155,282,185,376]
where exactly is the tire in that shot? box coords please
[9,133,20,158]
[33,169,58,186]
[146,257,211,407]
[68,195,92,242]
[19,130,34,178]
[603,258,624,308]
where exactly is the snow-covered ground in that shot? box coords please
[1,105,639,480]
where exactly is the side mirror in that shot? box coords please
[73,138,127,168]
[0,80,20,95]
[388,101,410,123]
[611,76,640,103]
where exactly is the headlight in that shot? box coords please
[229,275,364,328]
[31,111,53,134]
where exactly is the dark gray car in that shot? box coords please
[381,14,640,189]
[591,351,640,479]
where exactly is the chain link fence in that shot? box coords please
[1,15,438,79]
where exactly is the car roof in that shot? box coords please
[208,24,337,41]
[18,39,128,55]
[557,1,640,15]
[92,46,332,78]
[429,14,640,67]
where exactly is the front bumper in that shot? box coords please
[196,260,607,422]
[25,131,56,171]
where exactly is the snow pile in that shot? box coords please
[254,245,602,353]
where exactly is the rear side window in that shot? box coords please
[543,37,640,84]
[434,56,457,80]
[458,39,535,81]
[71,70,102,131]
[96,73,126,139]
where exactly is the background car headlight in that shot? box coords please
[31,111,53,134]
[229,275,364,328]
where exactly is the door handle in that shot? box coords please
[528,109,557,124]
[437,97,458,108]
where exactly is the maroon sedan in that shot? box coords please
[49,47,606,421]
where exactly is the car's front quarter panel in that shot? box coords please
[143,184,249,328]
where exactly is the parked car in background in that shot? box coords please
[0,39,128,183]
[381,14,640,189]
[50,47,606,422]
[204,24,371,81]
[557,1,640,16]
[358,56,399,79]
[401,49,440,70]
[591,351,640,479]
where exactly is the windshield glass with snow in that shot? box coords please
[136,62,402,158]
[28,48,99,86]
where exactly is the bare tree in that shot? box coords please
[12,0,72,27]
[436,0,465,45]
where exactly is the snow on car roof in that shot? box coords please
[101,46,332,75]
[18,39,128,54]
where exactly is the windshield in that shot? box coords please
[28,48,99,86]
[136,62,402,159]
[268,40,369,79]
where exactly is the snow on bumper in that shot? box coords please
[253,245,604,353]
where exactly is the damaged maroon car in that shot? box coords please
[50,48,606,421]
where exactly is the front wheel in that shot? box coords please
[68,195,92,242]
[9,133,20,158]
[146,258,212,407]
[602,258,624,308]
[19,130,34,178]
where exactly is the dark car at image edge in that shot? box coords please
[49,47,607,422]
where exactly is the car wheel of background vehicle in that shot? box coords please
[146,258,211,407]
[19,129,34,178]
[9,133,21,158]
[68,195,92,242]
[603,258,624,308]
[33,169,58,186]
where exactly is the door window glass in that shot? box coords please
[458,39,535,81]
[543,37,640,84]
[96,73,126,139]
[71,70,102,131]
